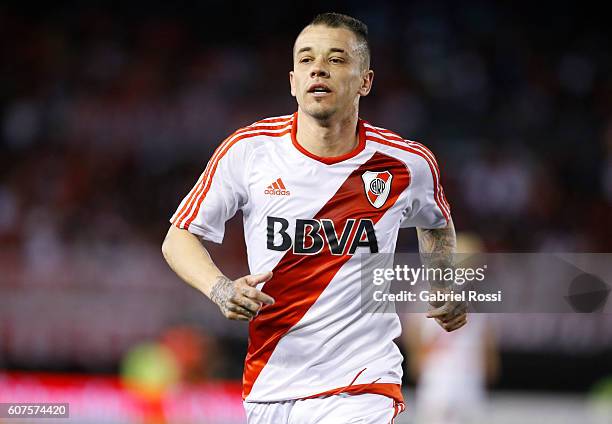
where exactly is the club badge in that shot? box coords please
[361,171,393,208]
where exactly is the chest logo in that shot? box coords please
[264,177,290,196]
[361,171,393,209]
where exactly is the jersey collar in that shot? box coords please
[290,111,366,165]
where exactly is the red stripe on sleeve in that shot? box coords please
[171,120,293,228]
[178,126,291,229]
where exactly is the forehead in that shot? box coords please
[294,25,360,55]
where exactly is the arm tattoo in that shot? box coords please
[417,219,456,289]
[210,276,234,313]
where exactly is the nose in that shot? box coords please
[310,59,329,78]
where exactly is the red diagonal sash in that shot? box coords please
[243,152,410,397]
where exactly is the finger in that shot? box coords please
[240,286,273,305]
[426,304,451,319]
[446,317,468,332]
[450,302,468,316]
[446,314,467,328]
[427,301,467,321]
[249,289,275,305]
[227,303,255,319]
[244,272,273,287]
[434,316,464,332]
[437,309,466,325]
[232,294,262,314]
[226,311,250,321]
[444,313,467,330]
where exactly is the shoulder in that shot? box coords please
[362,121,443,172]
[229,114,293,144]
[213,114,294,160]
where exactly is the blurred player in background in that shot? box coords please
[162,12,465,423]
[403,233,499,424]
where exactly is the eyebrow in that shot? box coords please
[296,47,347,55]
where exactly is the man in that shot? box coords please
[162,12,465,423]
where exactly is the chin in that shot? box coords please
[303,104,337,121]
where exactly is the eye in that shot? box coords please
[299,57,313,63]
[329,57,345,64]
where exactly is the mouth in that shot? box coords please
[307,83,332,97]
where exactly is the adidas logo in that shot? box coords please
[264,178,290,196]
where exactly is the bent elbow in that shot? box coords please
[161,238,170,261]
[161,231,174,261]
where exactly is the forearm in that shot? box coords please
[162,225,274,321]
[161,225,225,299]
[417,219,466,330]
[416,219,456,288]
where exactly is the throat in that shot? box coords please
[296,112,361,158]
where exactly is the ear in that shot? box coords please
[289,71,296,97]
[358,69,374,97]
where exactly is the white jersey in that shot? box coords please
[171,112,450,404]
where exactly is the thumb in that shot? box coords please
[244,271,273,287]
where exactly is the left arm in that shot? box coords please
[417,219,467,332]
[416,219,456,269]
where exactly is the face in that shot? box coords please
[290,25,374,121]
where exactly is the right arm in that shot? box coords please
[162,225,274,321]
[163,134,274,321]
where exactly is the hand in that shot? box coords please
[209,272,275,321]
[426,288,467,332]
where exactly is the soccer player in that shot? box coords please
[162,12,466,423]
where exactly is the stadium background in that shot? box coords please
[0,1,611,423]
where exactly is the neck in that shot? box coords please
[296,108,360,158]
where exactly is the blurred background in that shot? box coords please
[0,1,611,423]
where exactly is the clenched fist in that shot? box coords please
[427,287,468,332]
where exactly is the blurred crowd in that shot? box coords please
[0,1,611,374]
[1,2,611,264]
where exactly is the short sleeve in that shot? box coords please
[400,149,450,229]
[170,139,248,243]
